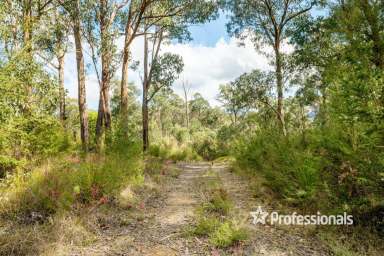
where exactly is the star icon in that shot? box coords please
[250,206,269,225]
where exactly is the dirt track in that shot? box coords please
[68,163,330,256]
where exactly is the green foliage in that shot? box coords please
[0,116,72,160]
[0,140,143,219]
[318,224,384,256]
[202,188,233,216]
[148,139,201,162]
[224,6,384,249]
[235,130,321,205]
[209,221,248,248]
[0,156,20,178]
[225,0,314,48]
[190,214,248,248]
[190,216,220,236]
[235,120,384,220]
[151,53,184,94]
[149,89,228,161]
[191,129,220,160]
[87,111,99,150]
[0,52,59,122]
[190,177,248,249]
[218,70,274,124]
[144,157,164,176]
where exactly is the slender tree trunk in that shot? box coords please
[95,0,113,147]
[159,109,165,137]
[142,34,149,151]
[22,0,33,114]
[101,61,111,130]
[58,55,66,121]
[120,0,147,123]
[95,90,104,145]
[100,0,111,130]
[319,87,328,127]
[274,40,287,136]
[182,83,189,129]
[73,10,89,151]
[120,26,133,120]
[142,92,149,152]
[300,105,307,145]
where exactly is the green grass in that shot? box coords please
[148,142,201,162]
[190,216,220,236]
[202,188,233,216]
[167,167,181,178]
[189,214,248,248]
[209,221,248,248]
[318,226,384,256]
[0,144,143,219]
[190,176,248,249]
[144,158,182,185]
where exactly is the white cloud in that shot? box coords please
[160,37,271,106]
[63,36,275,109]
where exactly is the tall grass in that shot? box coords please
[0,141,143,220]
[148,137,201,162]
[234,130,321,208]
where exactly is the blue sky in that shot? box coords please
[188,13,230,46]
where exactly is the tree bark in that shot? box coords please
[120,0,147,129]
[101,73,111,130]
[95,90,104,146]
[182,82,190,130]
[274,40,287,136]
[142,92,149,152]
[120,26,133,120]
[100,0,112,130]
[95,0,113,146]
[141,29,163,152]
[22,0,33,114]
[58,54,66,121]
[73,6,89,152]
[142,33,149,151]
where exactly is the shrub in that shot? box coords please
[0,116,72,160]
[192,130,220,160]
[233,119,384,228]
[0,155,20,178]
[209,221,248,248]
[190,178,248,248]
[235,131,321,207]
[0,141,143,219]
[191,216,220,236]
[203,188,233,216]
[144,157,164,176]
[148,139,201,162]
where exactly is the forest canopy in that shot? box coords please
[0,0,383,255]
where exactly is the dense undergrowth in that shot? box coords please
[0,118,143,222]
[148,139,201,162]
[234,127,384,226]
[148,132,225,162]
[230,124,384,255]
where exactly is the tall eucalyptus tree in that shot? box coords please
[226,0,316,135]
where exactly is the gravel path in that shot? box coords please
[68,163,331,256]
